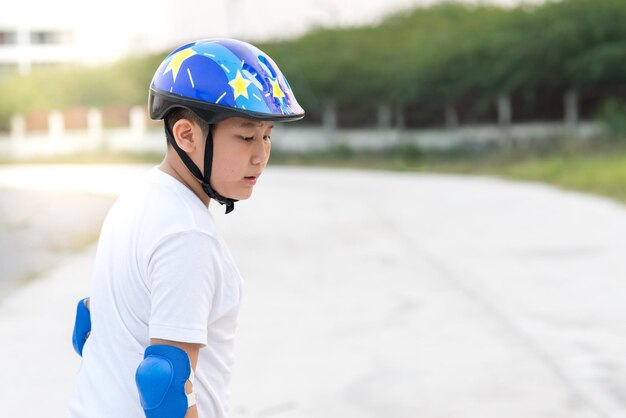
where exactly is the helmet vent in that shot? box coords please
[258,55,277,78]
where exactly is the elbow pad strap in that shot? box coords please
[187,368,196,407]
[136,345,196,418]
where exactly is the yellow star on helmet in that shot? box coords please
[270,78,285,100]
[228,70,252,99]
[163,47,198,82]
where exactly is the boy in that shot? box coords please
[68,38,304,418]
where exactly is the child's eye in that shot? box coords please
[241,136,254,142]
[263,135,271,141]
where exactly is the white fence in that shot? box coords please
[0,106,607,160]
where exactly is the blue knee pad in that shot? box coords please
[136,345,196,418]
[72,297,91,356]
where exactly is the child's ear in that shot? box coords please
[172,119,196,152]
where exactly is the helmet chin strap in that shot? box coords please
[164,123,237,214]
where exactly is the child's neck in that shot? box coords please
[158,158,210,207]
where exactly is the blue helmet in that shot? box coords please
[149,38,304,124]
[148,39,304,214]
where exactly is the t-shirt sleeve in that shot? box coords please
[146,230,220,346]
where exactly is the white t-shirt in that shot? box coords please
[68,167,244,418]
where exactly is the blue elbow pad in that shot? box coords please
[72,297,91,356]
[136,345,196,418]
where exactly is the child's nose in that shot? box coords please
[251,138,270,165]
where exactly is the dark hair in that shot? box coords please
[165,107,210,139]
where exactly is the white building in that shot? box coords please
[0,27,76,76]
[0,0,233,77]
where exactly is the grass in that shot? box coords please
[2,136,626,204]
[486,154,626,202]
[271,137,626,204]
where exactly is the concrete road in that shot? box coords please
[0,165,625,418]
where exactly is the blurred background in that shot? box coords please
[0,0,625,194]
[0,0,626,169]
[1,0,626,417]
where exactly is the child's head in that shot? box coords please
[149,38,304,213]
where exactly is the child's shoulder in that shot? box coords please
[115,168,217,237]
